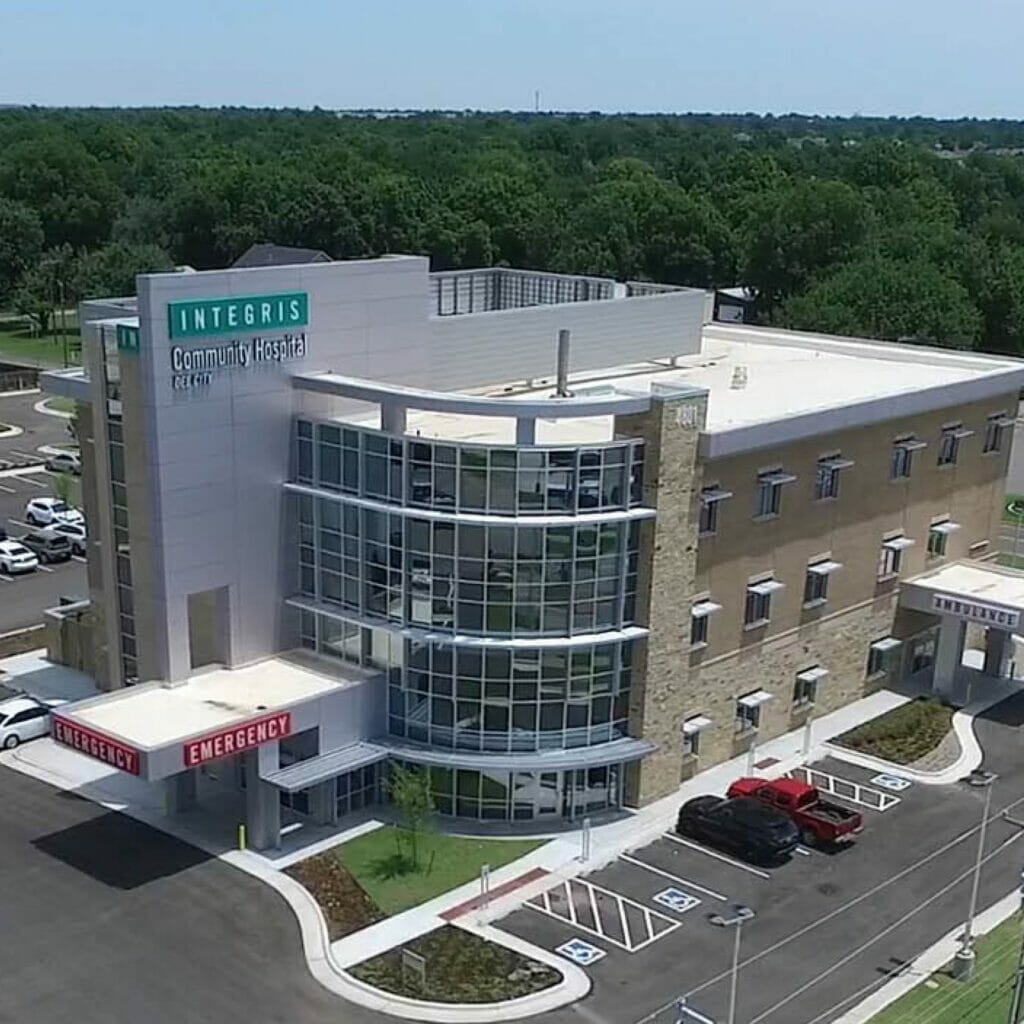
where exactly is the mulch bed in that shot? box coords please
[833,697,954,765]
[285,852,384,940]
[350,924,561,1003]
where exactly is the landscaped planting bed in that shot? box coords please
[284,854,383,939]
[833,698,954,765]
[350,925,560,1003]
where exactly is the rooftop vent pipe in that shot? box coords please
[556,328,573,397]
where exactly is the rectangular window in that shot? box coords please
[683,714,711,757]
[891,437,925,479]
[736,690,772,733]
[938,424,972,467]
[814,455,853,500]
[793,666,827,707]
[803,559,841,606]
[699,486,731,535]
[754,470,795,519]
[867,636,902,677]
[690,600,720,648]
[878,535,913,578]
[745,578,783,626]
[984,413,1014,454]
[927,519,960,558]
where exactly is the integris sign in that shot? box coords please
[165,291,309,391]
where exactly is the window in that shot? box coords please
[984,413,1014,454]
[927,519,960,558]
[736,690,772,733]
[699,486,732,535]
[803,560,841,605]
[683,714,711,757]
[867,636,902,677]
[938,424,972,467]
[690,600,721,648]
[891,437,925,479]
[793,666,827,707]
[878,535,914,578]
[754,470,795,519]
[815,455,853,500]
[745,578,783,626]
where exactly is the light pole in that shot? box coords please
[953,769,998,981]
[710,904,755,1024]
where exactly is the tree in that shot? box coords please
[779,256,982,349]
[72,242,175,300]
[387,764,434,871]
[0,199,44,303]
[51,471,74,507]
[12,246,75,336]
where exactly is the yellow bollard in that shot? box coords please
[238,823,247,851]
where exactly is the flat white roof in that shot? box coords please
[330,324,1024,455]
[70,652,361,748]
[907,562,1024,611]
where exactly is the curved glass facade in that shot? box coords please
[295,420,645,514]
[297,494,640,637]
[291,417,650,821]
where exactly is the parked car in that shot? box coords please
[45,451,82,475]
[41,521,86,556]
[24,497,84,527]
[0,540,39,575]
[0,696,53,749]
[727,777,864,848]
[676,795,801,865]
[20,531,72,564]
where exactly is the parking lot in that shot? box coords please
[498,693,1024,1024]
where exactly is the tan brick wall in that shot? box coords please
[615,390,1017,807]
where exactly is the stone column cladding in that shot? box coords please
[616,387,709,807]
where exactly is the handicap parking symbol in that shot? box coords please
[556,937,607,966]
[871,773,912,792]
[652,887,702,914]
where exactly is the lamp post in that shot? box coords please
[953,769,998,981]
[710,904,755,1024]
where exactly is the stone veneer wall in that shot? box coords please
[615,388,708,806]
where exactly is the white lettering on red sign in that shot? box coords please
[182,712,292,768]
[52,718,141,775]
[931,593,1020,628]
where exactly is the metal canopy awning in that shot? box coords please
[895,438,928,451]
[871,637,903,653]
[759,470,797,486]
[692,600,723,618]
[930,521,961,535]
[377,735,656,773]
[884,536,916,551]
[748,578,785,596]
[819,456,855,470]
[700,487,734,504]
[738,690,774,709]
[261,742,389,792]
[807,560,843,576]
[796,666,830,684]
[683,715,713,736]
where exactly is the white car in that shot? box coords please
[24,497,85,528]
[41,521,87,556]
[0,697,54,749]
[45,451,82,475]
[0,540,38,575]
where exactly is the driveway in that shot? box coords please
[0,769,382,1024]
[0,390,71,465]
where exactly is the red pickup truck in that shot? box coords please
[727,777,864,848]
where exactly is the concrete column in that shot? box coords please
[933,615,967,700]
[380,402,407,435]
[245,750,281,850]
[983,628,1010,677]
[515,418,536,445]
[166,769,197,813]
[309,780,336,826]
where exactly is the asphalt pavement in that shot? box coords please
[499,690,1024,1024]
[0,769,385,1024]
[0,388,71,465]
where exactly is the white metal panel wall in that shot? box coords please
[426,288,708,391]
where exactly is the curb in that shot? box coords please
[0,423,22,439]
[33,397,73,419]
[0,743,589,1022]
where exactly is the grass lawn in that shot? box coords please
[834,697,954,764]
[871,913,1024,1023]
[999,553,1024,571]
[334,826,543,915]
[1005,493,1024,524]
[42,396,76,414]
[351,924,560,1003]
[0,324,80,368]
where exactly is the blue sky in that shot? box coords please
[2,0,1021,117]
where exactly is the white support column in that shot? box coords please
[516,418,536,445]
[983,628,1010,677]
[933,615,966,700]
[245,750,281,850]
[380,401,407,435]
[166,768,197,812]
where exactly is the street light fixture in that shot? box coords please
[710,904,756,1024]
[953,769,998,982]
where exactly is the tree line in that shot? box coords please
[4,107,1024,352]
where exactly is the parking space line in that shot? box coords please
[37,565,53,573]
[662,832,772,879]
[72,555,86,563]
[788,766,901,812]
[619,853,728,901]
[0,483,14,493]
[0,574,12,583]
[18,475,47,488]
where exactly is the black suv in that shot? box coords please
[20,531,72,564]
[677,795,801,865]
